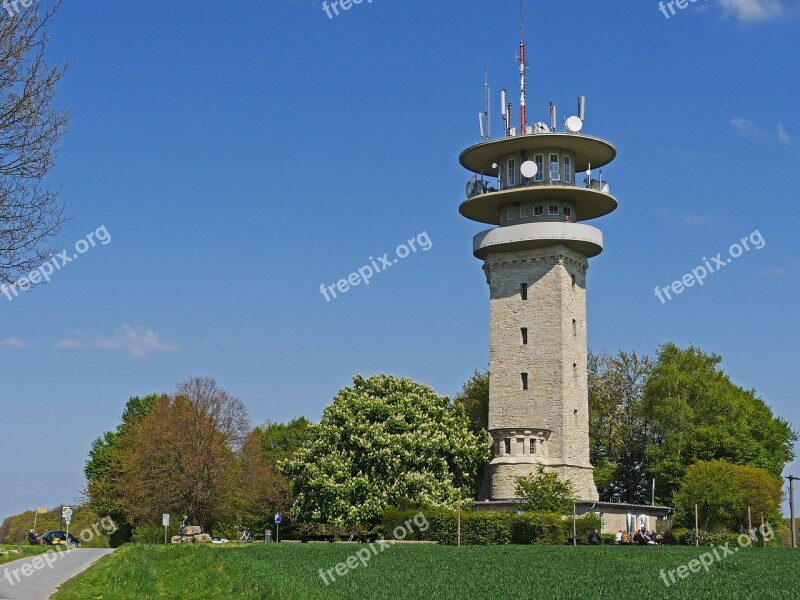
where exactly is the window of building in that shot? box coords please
[521,283,528,300]
[504,438,512,455]
[507,159,516,187]
[571,274,576,288]
[534,155,543,182]
[564,207,572,219]
[549,205,559,215]
[534,206,544,216]
[521,327,528,345]
[507,208,515,221]
[550,154,560,182]
[520,206,530,218]
[529,439,537,455]
[564,155,573,184]
[521,373,528,390]
[573,319,577,336]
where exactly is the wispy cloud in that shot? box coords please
[718,0,785,22]
[681,214,716,227]
[730,118,794,145]
[58,325,180,359]
[758,266,787,278]
[2,336,34,348]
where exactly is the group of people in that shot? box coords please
[617,527,662,545]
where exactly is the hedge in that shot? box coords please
[382,509,572,545]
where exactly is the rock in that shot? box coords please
[184,526,202,536]
[171,536,183,544]
[194,534,212,543]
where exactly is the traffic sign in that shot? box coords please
[162,514,170,527]
[64,515,71,526]
[62,506,72,518]
[274,513,282,524]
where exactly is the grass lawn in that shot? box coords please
[53,542,800,599]
[0,543,50,566]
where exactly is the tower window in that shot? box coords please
[564,207,572,219]
[507,208,516,221]
[571,274,576,288]
[520,206,530,218]
[550,154,560,182]
[549,205,559,216]
[573,319,577,336]
[504,438,512,455]
[521,283,528,300]
[529,439,537,455]
[534,155,543,182]
[534,206,544,216]
[573,362,578,377]
[507,159,516,187]
[521,373,528,390]
[564,155,573,184]
[521,327,528,345]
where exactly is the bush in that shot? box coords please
[562,514,602,542]
[511,513,564,545]
[131,523,174,544]
[382,509,567,546]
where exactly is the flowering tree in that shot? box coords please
[280,375,487,525]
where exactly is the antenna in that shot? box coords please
[578,96,586,121]
[550,102,557,131]
[501,89,509,137]
[519,0,527,134]
[481,65,491,141]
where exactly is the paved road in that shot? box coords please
[0,548,113,599]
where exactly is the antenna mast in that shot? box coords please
[519,0,527,134]
[482,65,491,141]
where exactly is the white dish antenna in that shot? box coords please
[533,121,549,133]
[520,160,538,179]
[565,116,583,133]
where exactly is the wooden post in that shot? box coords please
[748,506,753,543]
[457,493,462,547]
[694,504,699,547]
[789,476,798,549]
[761,514,766,548]
[572,503,577,546]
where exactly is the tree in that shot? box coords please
[254,417,312,462]
[645,344,797,502]
[673,460,783,532]
[452,369,489,435]
[279,374,488,525]
[514,465,577,514]
[0,1,70,287]
[588,350,653,503]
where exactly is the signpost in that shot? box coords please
[788,476,798,549]
[275,513,282,543]
[163,514,170,544]
[63,506,72,548]
[33,507,47,532]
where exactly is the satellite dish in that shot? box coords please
[520,160,538,179]
[565,116,583,133]
[533,122,549,134]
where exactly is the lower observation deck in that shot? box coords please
[461,184,617,225]
[473,222,603,259]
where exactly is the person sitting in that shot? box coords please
[588,530,602,545]
[28,529,43,545]
[633,528,650,545]
[615,530,623,544]
[179,515,189,536]
[621,530,629,544]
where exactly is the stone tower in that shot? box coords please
[461,103,617,501]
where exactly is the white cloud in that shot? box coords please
[778,122,792,144]
[1,336,34,348]
[730,118,793,145]
[758,266,787,278]
[681,214,715,227]
[718,0,785,22]
[58,325,180,359]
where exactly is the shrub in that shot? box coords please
[131,523,169,544]
[562,514,602,542]
[511,513,564,545]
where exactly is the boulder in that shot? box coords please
[184,526,202,536]
[170,536,183,544]
[194,534,212,543]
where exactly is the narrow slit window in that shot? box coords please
[572,319,577,336]
[504,438,512,455]
[521,328,528,345]
[564,155,573,184]
[507,159,516,187]
[521,283,528,300]
[529,439,537,455]
[521,373,529,390]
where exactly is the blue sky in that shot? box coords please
[1,0,799,519]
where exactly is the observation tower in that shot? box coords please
[462,3,617,502]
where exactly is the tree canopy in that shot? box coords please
[280,374,487,525]
[515,465,577,514]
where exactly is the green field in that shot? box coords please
[0,543,50,566]
[52,543,800,599]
